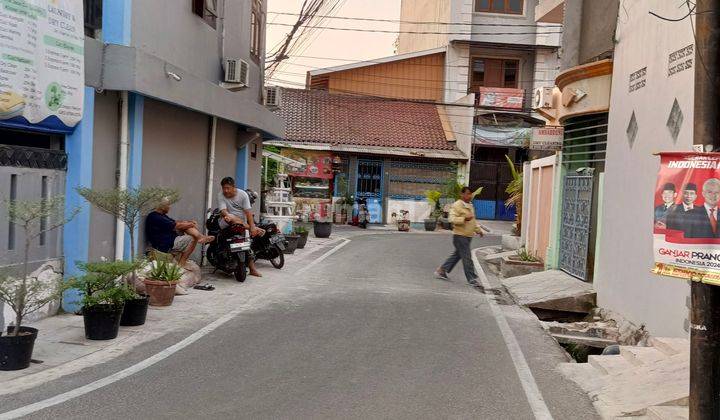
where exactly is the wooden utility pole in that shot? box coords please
[691,1,720,419]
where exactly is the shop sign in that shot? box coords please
[280,149,334,179]
[530,126,563,151]
[653,152,720,285]
[0,0,85,132]
[477,87,524,110]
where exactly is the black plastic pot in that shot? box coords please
[0,326,38,371]
[314,221,332,238]
[120,296,149,327]
[284,235,300,254]
[424,219,438,231]
[440,218,452,230]
[83,304,124,340]
[296,231,309,249]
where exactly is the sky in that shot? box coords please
[265,0,401,88]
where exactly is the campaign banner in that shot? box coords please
[0,0,85,132]
[653,152,720,285]
[280,149,334,179]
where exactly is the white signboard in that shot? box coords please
[0,0,84,131]
[530,126,563,151]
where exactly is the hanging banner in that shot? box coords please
[530,126,563,151]
[653,152,720,284]
[473,125,531,147]
[0,0,85,133]
[280,149,334,179]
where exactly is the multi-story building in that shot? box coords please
[0,0,284,320]
[397,0,562,220]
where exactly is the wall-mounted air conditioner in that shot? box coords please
[533,86,554,109]
[264,86,281,108]
[224,58,249,87]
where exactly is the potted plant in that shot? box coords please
[143,252,183,307]
[67,262,137,340]
[396,210,410,232]
[313,207,333,238]
[0,197,75,370]
[78,260,147,327]
[294,225,309,249]
[424,190,443,231]
[283,234,300,254]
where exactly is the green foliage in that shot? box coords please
[442,179,464,201]
[504,155,524,235]
[516,247,540,263]
[294,225,308,234]
[78,187,180,260]
[65,261,139,309]
[0,266,63,334]
[425,190,443,219]
[472,186,483,199]
[147,251,183,283]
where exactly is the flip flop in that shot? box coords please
[193,283,215,291]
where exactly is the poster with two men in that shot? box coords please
[653,152,720,284]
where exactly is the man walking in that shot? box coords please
[435,186,484,286]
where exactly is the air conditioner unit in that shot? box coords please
[533,86,554,109]
[204,0,218,17]
[224,58,249,87]
[264,86,281,108]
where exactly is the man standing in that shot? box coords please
[666,183,699,231]
[685,178,720,238]
[654,183,677,228]
[435,187,484,286]
[218,177,263,277]
[145,198,214,267]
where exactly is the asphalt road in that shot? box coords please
[0,233,598,420]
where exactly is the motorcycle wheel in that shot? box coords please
[234,255,247,283]
[270,245,285,269]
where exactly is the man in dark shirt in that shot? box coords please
[145,198,213,266]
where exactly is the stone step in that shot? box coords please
[557,362,608,394]
[646,405,688,420]
[620,346,669,367]
[483,250,517,267]
[588,354,635,376]
[650,337,689,357]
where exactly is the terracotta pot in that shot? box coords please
[143,279,178,306]
[397,220,410,232]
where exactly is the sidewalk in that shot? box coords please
[0,234,344,396]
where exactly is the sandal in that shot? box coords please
[193,283,215,291]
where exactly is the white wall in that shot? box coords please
[387,199,432,223]
[597,0,695,338]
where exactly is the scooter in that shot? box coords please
[357,198,370,229]
[205,210,252,282]
[251,222,286,269]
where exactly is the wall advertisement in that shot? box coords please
[280,149,334,179]
[653,152,720,284]
[0,0,84,133]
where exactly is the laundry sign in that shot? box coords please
[530,126,563,151]
[0,0,85,132]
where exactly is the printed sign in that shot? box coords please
[653,152,720,284]
[0,0,85,132]
[477,87,524,110]
[530,126,563,151]
[280,149,334,179]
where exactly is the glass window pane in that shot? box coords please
[504,67,517,88]
[504,60,518,69]
[508,0,522,13]
[472,59,485,83]
[490,0,505,12]
[475,0,490,11]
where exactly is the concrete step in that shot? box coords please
[588,354,635,376]
[646,405,688,420]
[483,250,517,267]
[650,337,688,357]
[620,346,669,367]
[557,362,608,394]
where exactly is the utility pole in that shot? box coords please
[691,1,720,419]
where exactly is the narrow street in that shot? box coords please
[0,233,597,419]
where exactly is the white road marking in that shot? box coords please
[472,251,555,420]
[0,238,352,420]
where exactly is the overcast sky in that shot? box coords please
[266,0,401,87]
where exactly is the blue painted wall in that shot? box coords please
[103,0,132,45]
[62,87,96,312]
[236,145,249,189]
[124,93,144,259]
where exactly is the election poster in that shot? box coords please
[653,152,720,284]
[0,0,85,132]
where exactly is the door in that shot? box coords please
[558,174,594,281]
[356,159,383,224]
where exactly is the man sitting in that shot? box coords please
[145,198,214,267]
[218,176,263,277]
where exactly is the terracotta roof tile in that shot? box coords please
[275,89,458,152]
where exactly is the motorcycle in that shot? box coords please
[357,198,370,229]
[205,210,252,282]
[251,222,286,269]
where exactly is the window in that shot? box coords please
[192,0,218,28]
[250,0,263,59]
[475,0,523,14]
[83,0,102,38]
[470,58,520,90]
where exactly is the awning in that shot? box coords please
[264,140,467,161]
[262,149,306,169]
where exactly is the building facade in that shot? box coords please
[0,0,284,323]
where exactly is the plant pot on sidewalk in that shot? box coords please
[120,295,149,326]
[424,219,438,231]
[284,234,300,254]
[314,221,332,238]
[144,279,178,307]
[296,231,309,249]
[397,220,410,232]
[83,304,124,340]
[0,326,39,371]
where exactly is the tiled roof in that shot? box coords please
[275,88,457,151]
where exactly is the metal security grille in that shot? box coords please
[561,114,608,168]
[0,145,67,170]
[558,175,594,281]
[387,161,454,200]
[356,159,383,199]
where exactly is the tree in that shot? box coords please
[0,197,77,336]
[77,187,180,262]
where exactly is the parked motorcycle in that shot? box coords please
[357,198,370,229]
[205,210,252,282]
[251,222,285,269]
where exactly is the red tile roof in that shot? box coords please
[275,89,458,151]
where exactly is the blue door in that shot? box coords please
[356,159,383,223]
